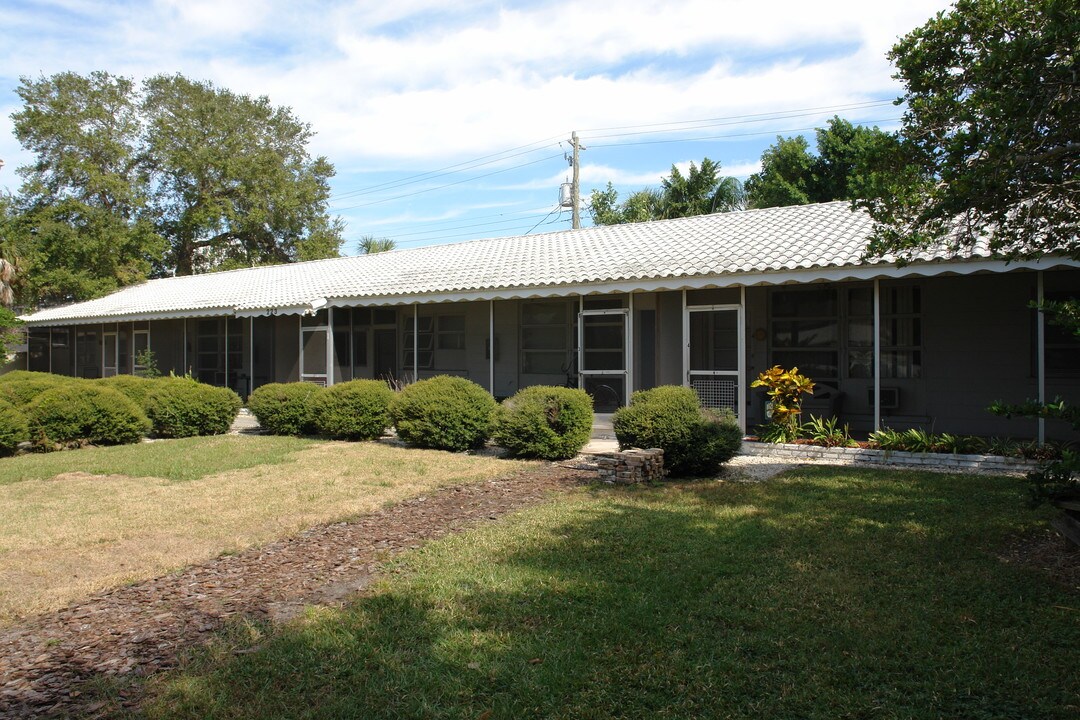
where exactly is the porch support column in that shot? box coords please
[249,316,254,397]
[739,286,747,434]
[577,296,584,389]
[327,307,334,386]
[413,303,418,382]
[48,328,53,374]
[626,292,634,401]
[873,279,881,432]
[182,320,188,376]
[224,319,229,389]
[681,289,689,387]
[1037,271,1046,444]
[488,300,495,395]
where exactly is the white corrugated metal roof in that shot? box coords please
[16,201,1025,325]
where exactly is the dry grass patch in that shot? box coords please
[0,440,530,624]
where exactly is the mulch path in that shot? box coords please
[0,464,591,719]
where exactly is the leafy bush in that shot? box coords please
[751,365,815,441]
[248,382,324,436]
[0,399,29,455]
[98,374,157,409]
[26,384,150,446]
[0,372,78,408]
[146,376,242,437]
[312,379,394,440]
[801,415,857,448]
[493,385,593,460]
[390,376,496,451]
[613,385,742,477]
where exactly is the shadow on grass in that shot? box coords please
[135,468,1078,720]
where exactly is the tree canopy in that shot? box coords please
[745,117,902,209]
[10,71,343,305]
[588,158,745,226]
[860,0,1079,261]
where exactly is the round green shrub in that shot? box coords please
[390,376,497,451]
[248,382,324,435]
[0,399,29,455]
[26,384,150,446]
[612,385,743,477]
[493,385,593,460]
[0,373,79,408]
[145,377,243,438]
[98,374,157,410]
[312,379,394,440]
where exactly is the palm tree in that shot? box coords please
[358,236,396,254]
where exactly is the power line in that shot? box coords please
[577,99,895,134]
[375,211,556,240]
[586,117,902,149]
[523,206,563,235]
[330,152,564,211]
[330,134,565,201]
[330,99,899,203]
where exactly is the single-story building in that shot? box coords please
[13,200,1080,440]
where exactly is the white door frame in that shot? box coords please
[299,316,331,386]
[577,307,632,409]
[102,329,118,377]
[682,297,746,433]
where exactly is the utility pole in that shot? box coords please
[571,131,581,229]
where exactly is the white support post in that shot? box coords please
[488,300,495,395]
[577,296,584,389]
[224,318,229,389]
[326,307,335,386]
[739,285,747,434]
[249,316,254,397]
[681,290,689,387]
[1037,271,1046,444]
[626,292,634,402]
[873,279,882,432]
[413,303,419,383]
[182,320,188,376]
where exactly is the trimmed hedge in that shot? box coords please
[248,382,324,436]
[0,399,29,455]
[612,385,742,477]
[493,385,593,460]
[313,379,394,440]
[26,384,150,446]
[98,374,157,409]
[146,377,242,437]
[391,376,497,451]
[0,373,78,408]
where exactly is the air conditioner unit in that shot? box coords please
[868,386,901,410]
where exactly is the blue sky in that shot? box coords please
[0,0,951,253]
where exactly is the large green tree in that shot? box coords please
[588,158,745,226]
[142,75,342,274]
[11,71,164,303]
[860,0,1079,261]
[745,117,902,210]
[10,71,343,304]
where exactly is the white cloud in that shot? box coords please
[0,0,950,203]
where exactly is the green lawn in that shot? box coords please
[140,466,1079,719]
[0,435,315,484]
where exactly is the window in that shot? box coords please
[403,314,465,370]
[768,284,922,383]
[847,286,922,379]
[1045,291,1080,376]
[521,301,570,375]
[403,315,434,369]
[769,288,840,383]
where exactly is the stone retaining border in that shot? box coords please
[595,448,665,484]
[739,441,1039,475]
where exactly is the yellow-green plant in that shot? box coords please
[751,365,815,441]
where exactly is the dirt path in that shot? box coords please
[0,464,589,719]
